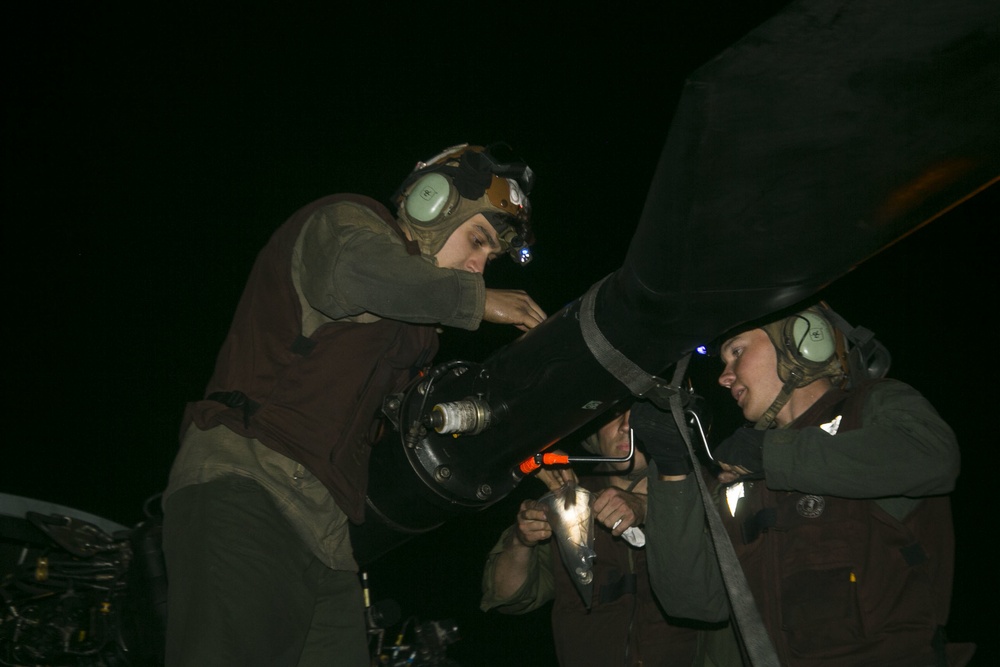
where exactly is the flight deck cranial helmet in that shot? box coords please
[394,144,535,265]
[762,306,846,390]
[752,303,890,429]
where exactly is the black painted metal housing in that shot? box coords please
[353,0,1000,565]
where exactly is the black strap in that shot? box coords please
[383,211,422,256]
[668,354,780,666]
[206,390,260,429]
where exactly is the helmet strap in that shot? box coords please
[753,372,800,430]
[386,216,422,256]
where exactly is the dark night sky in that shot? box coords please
[4,2,997,665]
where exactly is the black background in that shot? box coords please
[5,3,996,665]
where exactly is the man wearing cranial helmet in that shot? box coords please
[632,304,973,665]
[395,143,535,266]
[161,143,546,666]
[481,407,702,666]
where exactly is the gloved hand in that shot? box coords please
[629,400,692,476]
[713,427,766,477]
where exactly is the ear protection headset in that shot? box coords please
[764,304,856,392]
[398,146,532,224]
[754,303,890,428]
[768,307,843,384]
[403,171,463,225]
[402,169,531,228]
[395,144,535,263]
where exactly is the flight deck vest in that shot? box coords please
[184,194,438,523]
[549,476,700,667]
[724,382,955,666]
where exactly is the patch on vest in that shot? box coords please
[726,482,745,517]
[820,414,842,435]
[796,494,826,518]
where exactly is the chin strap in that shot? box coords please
[753,372,800,430]
[385,216,422,257]
[668,354,780,667]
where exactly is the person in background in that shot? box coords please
[482,408,700,667]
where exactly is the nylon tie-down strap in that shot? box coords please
[667,355,779,666]
[579,276,662,397]
[579,276,780,666]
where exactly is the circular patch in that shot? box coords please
[796,494,826,518]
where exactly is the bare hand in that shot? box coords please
[484,289,547,331]
[592,488,646,537]
[514,500,552,547]
[716,463,752,486]
[535,451,578,491]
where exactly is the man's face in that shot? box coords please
[718,328,784,422]
[434,214,501,274]
[596,409,633,471]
